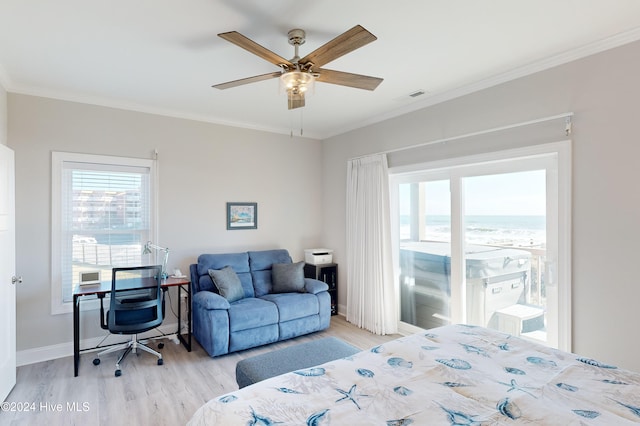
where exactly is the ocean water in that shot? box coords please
[400,215,546,248]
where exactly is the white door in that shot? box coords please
[0,144,16,402]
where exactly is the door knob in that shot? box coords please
[11,276,22,285]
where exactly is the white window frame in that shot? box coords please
[390,140,572,351]
[51,152,158,315]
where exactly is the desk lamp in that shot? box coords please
[142,241,169,279]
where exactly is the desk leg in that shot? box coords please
[73,294,80,377]
[177,285,192,352]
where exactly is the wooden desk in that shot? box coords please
[73,276,191,377]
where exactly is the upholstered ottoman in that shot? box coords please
[235,336,360,388]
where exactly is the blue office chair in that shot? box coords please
[93,265,165,377]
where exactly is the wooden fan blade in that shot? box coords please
[212,71,281,90]
[218,31,292,67]
[315,68,383,91]
[300,25,377,68]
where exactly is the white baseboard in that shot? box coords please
[16,322,179,367]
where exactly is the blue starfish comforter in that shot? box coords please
[188,324,640,425]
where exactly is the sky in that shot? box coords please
[399,169,546,216]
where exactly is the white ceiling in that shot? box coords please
[2,1,640,140]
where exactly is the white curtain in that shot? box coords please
[346,154,397,335]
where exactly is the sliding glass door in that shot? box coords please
[391,142,571,350]
[398,179,452,329]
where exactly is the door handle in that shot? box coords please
[11,276,22,285]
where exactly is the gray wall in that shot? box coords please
[323,39,640,371]
[8,94,324,352]
[0,82,6,145]
[8,39,640,372]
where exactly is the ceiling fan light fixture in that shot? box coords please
[280,71,315,96]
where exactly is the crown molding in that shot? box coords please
[7,82,323,140]
[324,26,640,139]
[4,27,640,141]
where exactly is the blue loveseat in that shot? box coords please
[189,249,331,357]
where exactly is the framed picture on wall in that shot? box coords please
[227,202,258,230]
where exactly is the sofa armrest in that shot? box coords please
[304,278,329,294]
[193,291,231,310]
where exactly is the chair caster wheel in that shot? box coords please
[93,358,100,366]
[158,342,164,349]
[157,359,163,366]
[115,369,122,377]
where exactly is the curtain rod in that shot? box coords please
[349,112,574,161]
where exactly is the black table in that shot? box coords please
[72,276,191,376]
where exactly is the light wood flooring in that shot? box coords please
[2,315,400,425]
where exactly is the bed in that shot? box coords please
[188,324,640,425]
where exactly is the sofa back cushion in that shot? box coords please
[248,249,292,297]
[196,252,254,298]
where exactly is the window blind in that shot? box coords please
[59,161,152,304]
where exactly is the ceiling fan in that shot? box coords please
[212,25,383,110]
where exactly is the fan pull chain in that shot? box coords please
[289,109,304,138]
[289,108,294,138]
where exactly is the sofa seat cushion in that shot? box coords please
[260,293,319,322]
[228,298,278,332]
